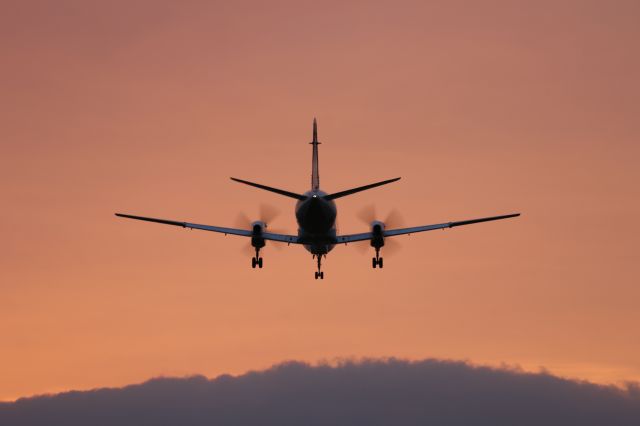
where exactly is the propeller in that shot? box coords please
[354,204,404,256]
[234,211,252,230]
[234,202,281,229]
[235,203,285,253]
[259,202,280,226]
[357,204,405,229]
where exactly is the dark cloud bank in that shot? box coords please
[2,359,640,425]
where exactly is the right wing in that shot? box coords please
[115,213,301,244]
[336,213,520,243]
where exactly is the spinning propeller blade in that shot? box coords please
[355,204,404,256]
[235,203,285,253]
[357,205,404,228]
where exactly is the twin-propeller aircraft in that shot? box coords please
[116,120,519,279]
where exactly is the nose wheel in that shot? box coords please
[314,254,325,279]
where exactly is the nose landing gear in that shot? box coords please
[314,254,325,279]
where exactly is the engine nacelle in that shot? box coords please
[251,221,266,249]
[370,220,385,249]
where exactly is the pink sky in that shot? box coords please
[1,0,639,400]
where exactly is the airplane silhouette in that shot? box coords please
[116,119,519,279]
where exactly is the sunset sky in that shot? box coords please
[1,0,639,401]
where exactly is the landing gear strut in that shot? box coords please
[372,247,383,269]
[314,255,324,279]
[251,247,263,269]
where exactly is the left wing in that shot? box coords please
[115,213,301,244]
[336,213,520,243]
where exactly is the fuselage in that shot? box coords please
[295,190,337,255]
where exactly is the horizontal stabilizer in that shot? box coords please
[324,177,401,200]
[230,178,305,200]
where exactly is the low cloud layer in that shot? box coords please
[2,359,639,425]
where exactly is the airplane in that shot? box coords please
[116,119,519,279]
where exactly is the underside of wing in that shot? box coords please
[115,213,301,243]
[261,232,301,244]
[337,213,520,243]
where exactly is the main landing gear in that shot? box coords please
[251,248,263,269]
[314,254,325,279]
[372,247,383,268]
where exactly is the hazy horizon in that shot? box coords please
[3,355,637,404]
[3,358,640,425]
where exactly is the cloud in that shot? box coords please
[1,358,639,425]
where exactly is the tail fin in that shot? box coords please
[310,118,320,191]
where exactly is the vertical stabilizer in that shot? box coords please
[310,118,321,190]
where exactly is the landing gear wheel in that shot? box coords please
[378,257,383,268]
[258,257,263,268]
[251,257,257,268]
[314,254,324,280]
[372,257,377,269]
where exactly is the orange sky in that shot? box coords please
[1,0,639,401]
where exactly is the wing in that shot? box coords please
[115,213,301,244]
[336,213,520,243]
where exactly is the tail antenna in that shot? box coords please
[312,118,318,143]
[310,118,321,190]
